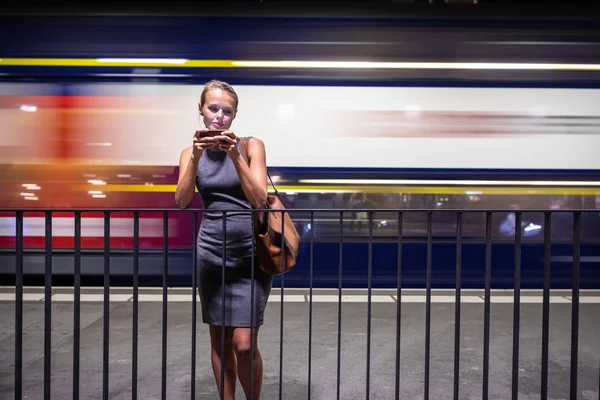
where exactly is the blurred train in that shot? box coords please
[0,12,599,288]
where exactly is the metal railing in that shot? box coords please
[3,208,599,400]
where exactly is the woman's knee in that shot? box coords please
[232,328,257,357]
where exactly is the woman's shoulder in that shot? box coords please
[178,145,193,162]
[180,145,193,156]
[245,136,265,147]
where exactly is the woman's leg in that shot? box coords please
[232,327,262,400]
[209,325,237,399]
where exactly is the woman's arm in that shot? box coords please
[175,130,219,209]
[174,146,199,209]
[230,137,268,208]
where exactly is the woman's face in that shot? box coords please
[199,88,237,131]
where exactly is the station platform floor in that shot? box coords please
[0,286,599,400]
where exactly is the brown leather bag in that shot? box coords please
[240,137,301,275]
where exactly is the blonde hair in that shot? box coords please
[200,79,239,111]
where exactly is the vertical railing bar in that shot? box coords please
[541,212,551,400]
[483,212,492,400]
[15,211,23,400]
[132,212,139,400]
[191,212,198,400]
[425,211,432,400]
[161,212,169,400]
[103,211,110,400]
[44,211,52,400]
[336,211,343,400]
[453,212,462,400]
[250,211,256,400]
[569,211,580,400]
[512,211,522,400]
[395,211,403,400]
[308,211,314,400]
[73,212,81,400]
[366,211,373,400]
[220,212,226,400]
[279,209,285,400]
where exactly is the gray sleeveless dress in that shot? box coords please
[195,138,272,327]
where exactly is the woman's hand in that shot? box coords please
[214,130,240,158]
[192,129,218,161]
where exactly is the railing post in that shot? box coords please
[395,211,403,400]
[483,211,492,400]
[336,211,343,400]
[541,212,552,399]
[308,211,315,400]
[103,212,110,400]
[366,211,373,400]
[569,211,580,400]
[279,209,285,400]
[15,211,23,400]
[220,212,226,400]
[425,211,432,400]
[250,211,256,400]
[161,212,169,400]
[454,211,463,400]
[132,211,140,400]
[191,211,198,400]
[512,211,522,400]
[73,211,81,400]
[44,211,52,400]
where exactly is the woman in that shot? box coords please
[175,79,272,399]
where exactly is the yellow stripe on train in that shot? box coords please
[81,184,600,195]
[0,58,235,67]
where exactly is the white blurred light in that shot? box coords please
[22,184,40,190]
[85,142,112,147]
[24,196,38,201]
[20,104,37,112]
[83,174,96,177]
[524,223,542,232]
[117,174,131,178]
[88,191,103,194]
[20,192,34,196]
[97,58,188,64]
[88,180,106,185]
[299,179,600,186]
[92,194,106,198]
[232,60,600,71]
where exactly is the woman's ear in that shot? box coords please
[198,102,203,115]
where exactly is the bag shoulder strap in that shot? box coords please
[239,136,286,208]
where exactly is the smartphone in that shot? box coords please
[196,129,224,138]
